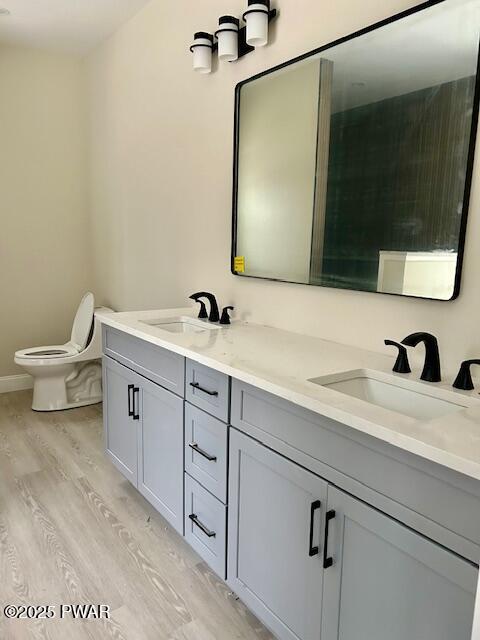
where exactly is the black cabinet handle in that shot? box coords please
[188,513,216,538]
[308,500,321,557]
[323,510,336,569]
[189,382,219,397]
[188,443,217,462]
[133,387,140,421]
[127,384,134,417]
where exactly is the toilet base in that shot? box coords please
[29,360,103,412]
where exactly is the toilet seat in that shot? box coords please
[15,343,80,361]
[14,293,95,364]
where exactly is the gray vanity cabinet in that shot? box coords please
[103,327,479,640]
[103,355,140,485]
[321,486,477,640]
[228,428,327,640]
[228,428,478,640]
[138,376,184,535]
[103,354,184,535]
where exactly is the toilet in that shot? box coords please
[14,293,113,411]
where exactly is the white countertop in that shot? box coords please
[98,308,480,482]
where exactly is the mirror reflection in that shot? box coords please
[233,0,480,300]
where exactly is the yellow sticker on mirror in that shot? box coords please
[234,256,245,273]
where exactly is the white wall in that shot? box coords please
[0,44,92,376]
[85,0,480,375]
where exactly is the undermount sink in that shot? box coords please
[140,316,220,334]
[309,369,473,421]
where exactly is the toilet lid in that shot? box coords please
[70,292,95,351]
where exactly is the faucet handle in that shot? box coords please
[453,359,480,391]
[384,340,411,374]
[192,298,208,319]
[220,306,234,325]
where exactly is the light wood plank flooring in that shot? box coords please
[0,390,272,640]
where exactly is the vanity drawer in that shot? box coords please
[103,326,185,396]
[185,474,227,578]
[185,403,228,503]
[185,360,230,422]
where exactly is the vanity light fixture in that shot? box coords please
[243,0,271,47]
[215,16,239,62]
[190,32,214,74]
[190,2,277,73]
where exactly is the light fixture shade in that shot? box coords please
[215,15,239,62]
[190,31,214,74]
[243,0,270,48]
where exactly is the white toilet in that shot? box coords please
[14,293,112,412]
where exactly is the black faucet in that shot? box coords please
[220,306,234,325]
[453,360,480,391]
[189,292,220,323]
[401,332,441,383]
[384,340,411,374]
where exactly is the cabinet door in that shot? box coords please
[103,356,139,485]
[228,429,327,640]
[322,486,478,640]
[138,376,184,535]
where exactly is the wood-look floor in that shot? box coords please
[0,390,272,640]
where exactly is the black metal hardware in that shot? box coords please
[189,32,214,53]
[193,299,208,319]
[215,15,240,40]
[323,510,336,569]
[188,513,216,538]
[308,500,321,557]
[220,306,234,325]
[453,359,480,391]
[384,339,411,374]
[189,381,219,397]
[133,387,140,421]
[401,332,441,382]
[188,442,217,462]
[189,292,220,323]
[128,384,134,417]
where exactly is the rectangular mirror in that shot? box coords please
[232,0,480,300]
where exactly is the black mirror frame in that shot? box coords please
[231,0,480,301]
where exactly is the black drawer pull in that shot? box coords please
[323,510,336,569]
[133,387,140,421]
[188,513,216,538]
[189,382,219,397]
[127,384,134,417]
[188,443,217,462]
[308,500,321,557]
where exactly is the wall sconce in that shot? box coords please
[215,16,240,62]
[190,32,214,74]
[190,2,277,73]
[243,0,271,47]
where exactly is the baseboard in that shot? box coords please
[0,374,33,394]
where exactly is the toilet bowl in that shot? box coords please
[14,293,113,411]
